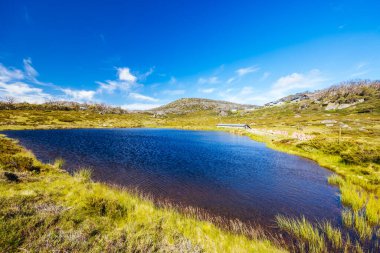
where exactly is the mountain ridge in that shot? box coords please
[147,80,379,114]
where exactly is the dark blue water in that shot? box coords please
[4,128,341,227]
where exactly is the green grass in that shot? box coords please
[275,215,326,253]
[0,82,379,251]
[340,183,367,211]
[319,221,343,250]
[74,168,93,183]
[366,194,380,225]
[53,157,65,169]
[353,212,373,242]
[327,174,345,186]
[342,209,354,228]
[0,135,284,252]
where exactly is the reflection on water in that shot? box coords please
[4,128,341,227]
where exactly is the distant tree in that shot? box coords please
[2,96,16,109]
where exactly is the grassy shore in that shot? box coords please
[0,88,379,252]
[0,135,284,252]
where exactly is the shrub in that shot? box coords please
[340,146,380,165]
[0,137,21,155]
[57,116,76,122]
[84,196,128,219]
[296,137,380,165]
[1,155,34,172]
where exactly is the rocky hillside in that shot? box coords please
[150,98,257,114]
[147,80,379,115]
[266,80,380,110]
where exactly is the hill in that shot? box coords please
[0,79,379,252]
[266,80,380,111]
[149,98,257,114]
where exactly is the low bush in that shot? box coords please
[0,154,34,172]
[0,137,21,155]
[296,137,380,165]
[83,196,129,219]
[57,116,76,123]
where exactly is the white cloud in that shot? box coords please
[0,60,156,105]
[236,66,260,76]
[356,62,368,70]
[0,81,42,95]
[338,24,346,29]
[240,86,254,94]
[117,67,137,82]
[350,62,370,77]
[96,80,119,94]
[198,76,219,84]
[225,66,260,85]
[0,81,51,103]
[263,69,326,103]
[260,72,270,81]
[162,89,186,95]
[129,92,159,102]
[271,69,323,96]
[0,64,24,82]
[139,67,154,80]
[23,58,38,81]
[21,58,57,87]
[199,88,215,94]
[227,77,235,84]
[350,70,370,78]
[0,61,51,103]
[97,66,139,94]
[97,79,135,94]
[169,76,177,85]
[219,70,326,105]
[62,88,96,101]
[219,86,255,104]
[121,103,162,110]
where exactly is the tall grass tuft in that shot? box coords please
[366,194,380,225]
[319,221,343,249]
[342,209,354,228]
[74,168,92,183]
[53,157,65,169]
[340,184,367,211]
[353,211,373,242]
[275,215,326,253]
[328,174,345,186]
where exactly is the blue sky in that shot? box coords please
[0,0,379,109]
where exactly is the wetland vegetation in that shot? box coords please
[1,80,380,252]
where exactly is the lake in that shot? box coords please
[4,128,341,228]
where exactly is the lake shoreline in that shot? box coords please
[3,128,340,230]
[1,124,379,252]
